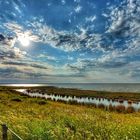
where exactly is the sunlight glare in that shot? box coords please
[18,34,30,46]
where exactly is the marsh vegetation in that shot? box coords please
[1,87,140,139]
[16,88,140,113]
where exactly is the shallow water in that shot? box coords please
[16,89,140,111]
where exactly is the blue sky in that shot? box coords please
[0,0,140,83]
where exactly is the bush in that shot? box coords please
[38,100,47,105]
[11,98,22,102]
[108,104,115,112]
[115,105,126,113]
[128,100,132,104]
[126,106,135,113]
[98,103,105,109]
[118,99,124,104]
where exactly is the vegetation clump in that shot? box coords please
[115,105,126,113]
[37,100,47,105]
[126,106,135,113]
[11,97,22,102]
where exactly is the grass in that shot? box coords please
[1,87,140,139]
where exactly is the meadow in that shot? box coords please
[0,87,140,140]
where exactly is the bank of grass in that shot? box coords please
[1,88,140,139]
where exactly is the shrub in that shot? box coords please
[69,100,78,105]
[128,100,132,104]
[38,100,47,105]
[115,105,126,113]
[118,99,124,104]
[126,106,135,113]
[108,104,115,111]
[11,98,22,102]
[98,103,105,109]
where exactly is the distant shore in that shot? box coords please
[1,83,140,93]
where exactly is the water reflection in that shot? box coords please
[7,84,41,87]
[16,89,140,112]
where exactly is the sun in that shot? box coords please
[18,34,30,46]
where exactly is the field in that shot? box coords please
[1,87,140,140]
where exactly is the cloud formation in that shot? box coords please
[0,0,140,83]
[0,33,26,60]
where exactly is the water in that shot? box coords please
[16,89,140,111]
[49,83,140,93]
[2,83,140,93]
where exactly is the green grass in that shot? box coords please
[1,88,140,140]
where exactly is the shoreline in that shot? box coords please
[16,88,140,113]
[1,86,140,113]
[4,85,140,102]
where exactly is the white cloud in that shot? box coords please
[74,5,82,13]
[102,13,109,18]
[29,19,104,52]
[38,54,57,61]
[107,10,125,33]
[74,0,81,3]
[61,0,66,5]
[85,16,96,22]
[0,34,26,59]
[5,22,40,43]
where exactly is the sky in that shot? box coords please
[0,0,140,83]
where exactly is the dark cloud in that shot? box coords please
[2,61,48,70]
[0,66,47,79]
[67,58,129,74]
[0,34,5,41]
